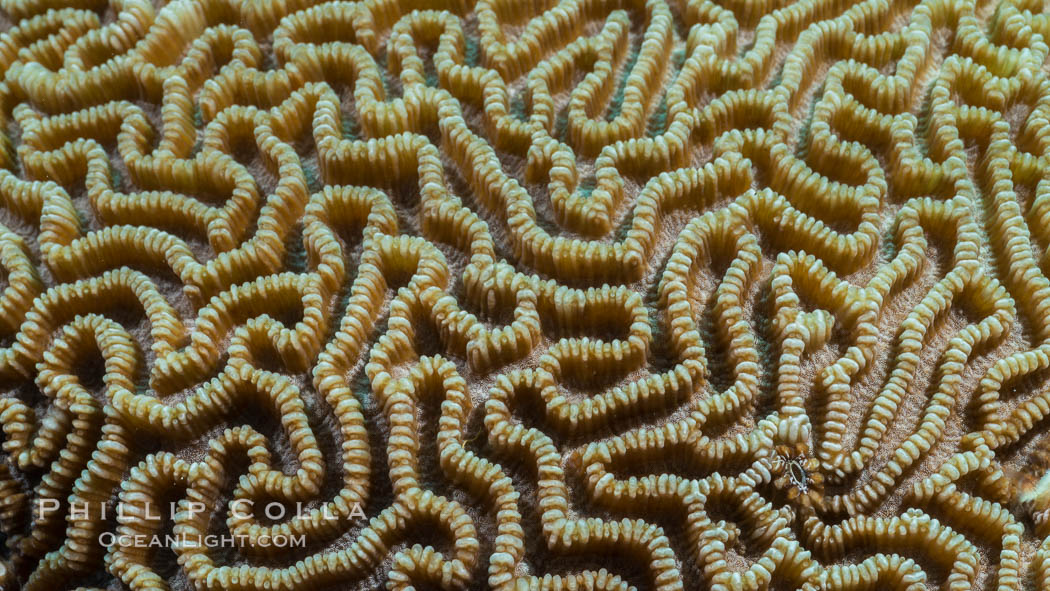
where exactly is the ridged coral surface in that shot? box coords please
[2,0,1050,589]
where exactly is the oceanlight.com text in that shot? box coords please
[37,499,367,549]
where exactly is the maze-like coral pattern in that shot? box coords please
[3,0,1050,589]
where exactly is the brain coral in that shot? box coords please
[2,0,1050,589]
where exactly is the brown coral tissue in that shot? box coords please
[6,0,1050,589]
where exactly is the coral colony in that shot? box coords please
[2,0,1050,589]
